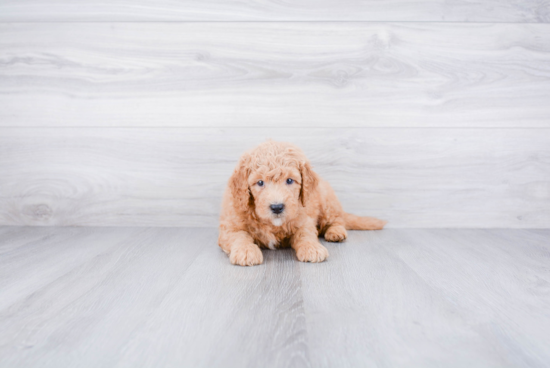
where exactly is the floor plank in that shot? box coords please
[113,242,308,368]
[0,0,548,22]
[2,23,550,128]
[0,227,207,367]
[0,227,549,367]
[389,229,550,368]
[0,226,57,255]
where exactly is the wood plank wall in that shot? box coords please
[1,2,549,227]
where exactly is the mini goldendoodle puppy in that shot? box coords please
[219,141,387,266]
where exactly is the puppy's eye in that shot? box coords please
[257,180,264,187]
[286,178,294,185]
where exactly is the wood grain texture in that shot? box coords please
[389,229,550,367]
[1,23,550,128]
[1,227,549,367]
[0,0,548,22]
[1,127,548,228]
[300,229,550,367]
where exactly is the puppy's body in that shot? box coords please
[219,141,386,266]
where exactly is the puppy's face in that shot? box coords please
[248,166,302,227]
[229,141,318,227]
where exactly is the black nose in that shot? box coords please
[270,203,285,214]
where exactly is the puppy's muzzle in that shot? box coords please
[270,203,285,214]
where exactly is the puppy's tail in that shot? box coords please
[343,213,387,230]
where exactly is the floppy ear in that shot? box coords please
[229,157,253,213]
[299,160,319,207]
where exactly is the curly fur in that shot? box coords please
[219,141,387,266]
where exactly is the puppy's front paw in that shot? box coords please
[324,225,347,242]
[295,242,329,263]
[230,244,263,266]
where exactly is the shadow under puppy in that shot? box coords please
[219,141,387,266]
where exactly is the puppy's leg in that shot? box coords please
[324,221,347,242]
[291,221,329,263]
[317,180,385,240]
[219,230,263,266]
[315,181,348,242]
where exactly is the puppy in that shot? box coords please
[219,141,386,266]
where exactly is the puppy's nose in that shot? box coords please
[270,203,285,214]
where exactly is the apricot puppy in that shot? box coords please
[218,141,386,266]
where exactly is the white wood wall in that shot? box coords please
[1,2,549,228]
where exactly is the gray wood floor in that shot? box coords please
[1,227,549,367]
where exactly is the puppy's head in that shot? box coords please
[229,141,318,226]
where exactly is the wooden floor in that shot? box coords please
[0,227,549,367]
